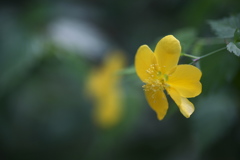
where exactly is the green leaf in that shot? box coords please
[208,14,240,38]
[227,42,240,56]
[234,28,240,42]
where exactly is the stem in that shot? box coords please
[181,53,199,59]
[182,46,227,64]
[198,46,226,59]
[117,66,135,75]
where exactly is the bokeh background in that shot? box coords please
[1,0,240,159]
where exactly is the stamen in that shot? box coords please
[143,63,170,93]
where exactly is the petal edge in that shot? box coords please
[155,35,181,74]
[167,88,195,118]
[168,65,202,98]
[135,45,155,82]
[145,89,168,120]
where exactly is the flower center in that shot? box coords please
[142,64,169,92]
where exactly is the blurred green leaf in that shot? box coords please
[208,13,240,38]
[227,42,240,56]
[174,28,197,53]
[234,28,240,42]
[117,65,135,75]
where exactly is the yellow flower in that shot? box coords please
[135,35,202,120]
[87,51,126,128]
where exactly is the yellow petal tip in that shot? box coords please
[157,115,165,120]
[158,35,181,55]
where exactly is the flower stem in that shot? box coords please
[182,46,227,64]
[198,47,226,59]
[181,53,199,59]
[117,66,136,75]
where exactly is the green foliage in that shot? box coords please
[208,13,240,38]
[1,1,240,160]
[200,45,240,93]
[234,28,240,42]
[191,89,238,152]
[174,28,197,53]
[227,42,240,56]
[208,14,240,57]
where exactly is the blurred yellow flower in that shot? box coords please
[135,35,202,120]
[87,51,126,128]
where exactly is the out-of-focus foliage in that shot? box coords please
[209,14,240,57]
[208,14,240,38]
[192,89,238,152]
[174,28,197,53]
[0,0,240,160]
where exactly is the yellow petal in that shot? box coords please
[168,65,202,98]
[179,98,195,118]
[154,35,181,74]
[167,88,194,118]
[93,88,122,128]
[87,51,126,128]
[135,45,156,82]
[104,51,126,74]
[145,89,168,120]
[87,51,126,98]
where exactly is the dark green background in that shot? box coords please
[0,0,240,159]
